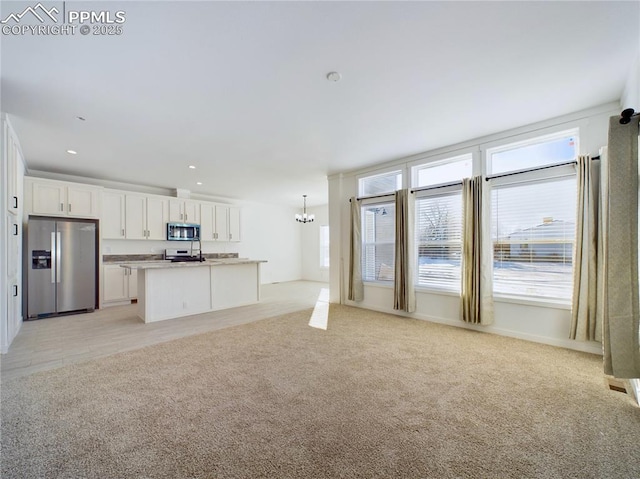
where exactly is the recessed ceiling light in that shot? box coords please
[196,182,202,185]
[66,150,77,155]
[326,71,342,82]
[188,165,196,169]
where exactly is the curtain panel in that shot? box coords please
[570,155,602,342]
[603,116,640,378]
[394,189,416,312]
[348,197,364,302]
[461,177,494,325]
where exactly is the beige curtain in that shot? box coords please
[394,189,415,312]
[602,116,640,378]
[570,155,602,341]
[461,177,494,325]
[348,197,364,302]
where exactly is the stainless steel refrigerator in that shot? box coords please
[27,217,97,319]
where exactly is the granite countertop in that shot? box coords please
[104,253,240,264]
[121,258,267,269]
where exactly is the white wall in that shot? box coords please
[622,54,640,111]
[329,102,620,354]
[300,204,329,282]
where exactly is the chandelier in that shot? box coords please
[295,195,315,223]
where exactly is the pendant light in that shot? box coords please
[295,195,315,223]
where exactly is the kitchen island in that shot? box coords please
[122,259,266,323]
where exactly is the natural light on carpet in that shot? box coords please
[308,288,330,330]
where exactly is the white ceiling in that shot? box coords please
[2,1,639,207]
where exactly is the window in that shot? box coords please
[412,154,472,188]
[415,190,463,290]
[362,202,395,282]
[319,225,330,268]
[488,130,577,175]
[489,131,578,301]
[359,170,402,196]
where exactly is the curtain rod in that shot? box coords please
[410,180,462,194]
[349,193,395,202]
[485,160,577,182]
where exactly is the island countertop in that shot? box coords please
[121,259,267,270]
[126,259,266,323]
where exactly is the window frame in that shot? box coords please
[410,152,474,189]
[413,184,464,293]
[357,168,403,198]
[360,197,396,284]
[487,151,578,304]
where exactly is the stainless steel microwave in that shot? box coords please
[167,223,201,241]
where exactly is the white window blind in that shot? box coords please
[362,202,395,282]
[359,170,402,196]
[491,176,576,300]
[415,191,463,290]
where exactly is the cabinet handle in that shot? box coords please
[229,233,232,240]
[13,224,18,236]
[68,203,72,212]
[12,196,18,209]
[60,203,64,211]
[13,285,18,297]
[121,229,125,237]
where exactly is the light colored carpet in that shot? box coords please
[2,305,639,478]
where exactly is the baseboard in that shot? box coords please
[348,303,603,355]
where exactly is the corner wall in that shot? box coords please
[300,204,329,282]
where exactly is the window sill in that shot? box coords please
[414,286,460,297]
[363,281,393,289]
[493,294,571,310]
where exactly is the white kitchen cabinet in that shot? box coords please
[200,203,215,241]
[214,205,229,241]
[4,121,21,216]
[102,190,126,239]
[228,206,241,242]
[125,194,168,240]
[27,178,101,218]
[169,199,201,224]
[200,204,241,242]
[103,265,137,304]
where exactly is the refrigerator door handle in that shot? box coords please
[56,232,62,283]
[51,232,56,283]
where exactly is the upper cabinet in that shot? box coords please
[125,193,168,241]
[26,178,101,219]
[102,190,126,239]
[168,199,201,224]
[200,204,241,242]
[228,206,241,242]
